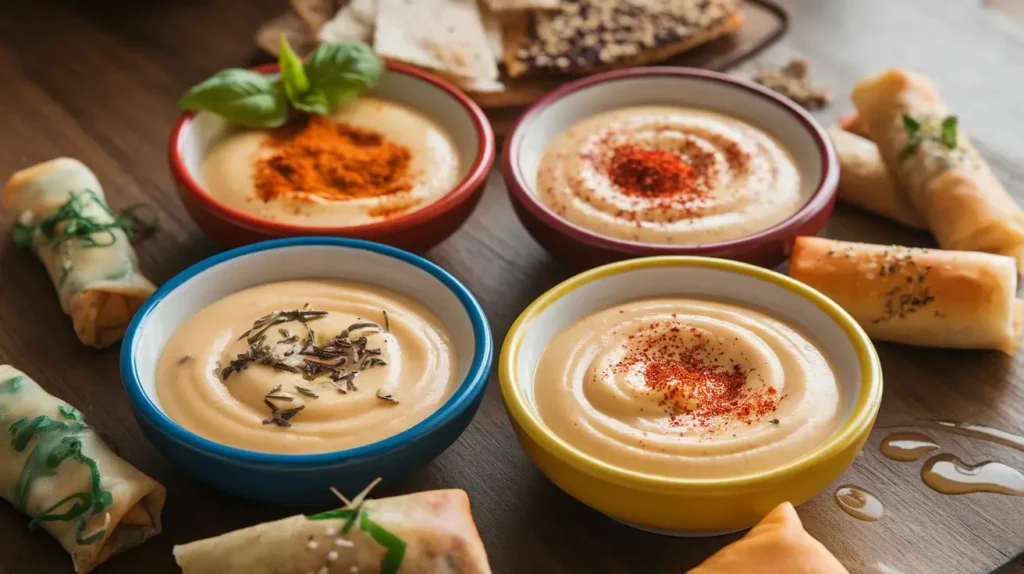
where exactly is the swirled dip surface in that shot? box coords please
[202,97,461,227]
[536,106,803,244]
[533,299,841,478]
[155,280,457,454]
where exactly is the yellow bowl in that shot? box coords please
[499,256,882,534]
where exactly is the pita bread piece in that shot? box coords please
[375,0,499,81]
[318,0,376,43]
[504,0,743,78]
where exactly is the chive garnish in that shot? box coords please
[308,479,406,574]
[12,190,158,251]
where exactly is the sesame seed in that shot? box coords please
[324,527,338,536]
[307,540,319,550]
[318,568,329,574]
[351,567,359,573]
[336,538,354,547]
[328,551,339,561]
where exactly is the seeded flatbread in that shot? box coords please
[503,0,743,78]
[256,11,318,56]
[375,0,499,81]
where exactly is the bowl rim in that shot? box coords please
[169,61,496,237]
[120,236,494,466]
[499,256,882,492]
[501,66,839,255]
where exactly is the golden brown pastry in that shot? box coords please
[828,123,926,229]
[851,69,1024,269]
[3,158,156,348]
[0,366,165,573]
[174,488,491,573]
[789,236,1023,354]
[688,502,848,574]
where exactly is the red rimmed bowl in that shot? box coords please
[170,62,495,251]
[501,67,838,269]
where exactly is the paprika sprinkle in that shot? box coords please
[254,116,413,204]
[606,144,700,200]
[613,321,780,432]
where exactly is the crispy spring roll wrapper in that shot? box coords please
[3,158,156,348]
[851,70,1024,268]
[174,489,491,574]
[0,365,165,573]
[789,237,1023,353]
[827,124,926,229]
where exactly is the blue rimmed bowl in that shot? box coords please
[120,237,493,505]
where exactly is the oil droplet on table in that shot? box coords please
[880,431,939,462]
[834,485,884,521]
[920,453,1024,496]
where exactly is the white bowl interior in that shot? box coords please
[511,75,825,206]
[515,266,863,431]
[133,245,478,412]
[177,70,480,189]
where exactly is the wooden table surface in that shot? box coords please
[2,0,1024,573]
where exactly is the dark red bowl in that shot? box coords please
[502,67,838,270]
[170,62,495,251]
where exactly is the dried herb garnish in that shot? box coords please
[871,248,936,324]
[376,390,398,403]
[769,419,780,425]
[295,386,319,398]
[177,355,193,365]
[226,311,391,428]
[382,310,390,332]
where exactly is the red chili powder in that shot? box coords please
[614,323,779,431]
[606,144,699,199]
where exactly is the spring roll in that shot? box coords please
[828,124,926,230]
[851,69,1024,268]
[174,488,491,574]
[3,158,156,348]
[789,237,1023,354]
[0,365,165,573]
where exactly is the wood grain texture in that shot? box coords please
[0,0,1022,573]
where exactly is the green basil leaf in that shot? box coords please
[902,113,921,134]
[179,69,288,128]
[940,115,959,149]
[292,89,331,115]
[278,33,312,107]
[305,42,383,107]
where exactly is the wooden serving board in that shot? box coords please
[486,0,789,134]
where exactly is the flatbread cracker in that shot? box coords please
[318,0,375,43]
[375,0,499,81]
[480,3,505,63]
[503,0,742,78]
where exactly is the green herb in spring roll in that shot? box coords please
[174,483,491,574]
[0,365,166,573]
[3,158,157,348]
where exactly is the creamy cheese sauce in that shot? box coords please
[201,97,461,227]
[155,280,458,454]
[533,298,842,478]
[536,106,803,244]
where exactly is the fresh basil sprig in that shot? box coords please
[179,35,383,128]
